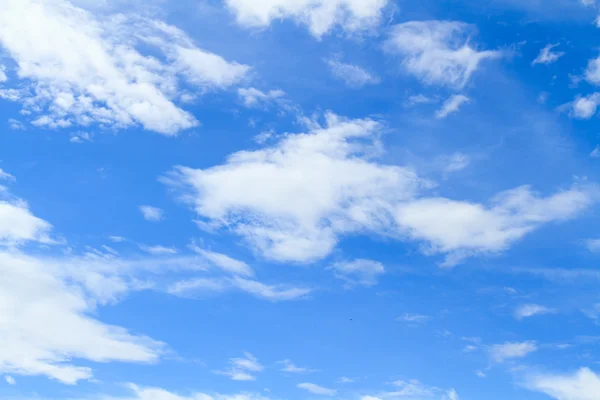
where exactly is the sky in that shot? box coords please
[1,0,600,399]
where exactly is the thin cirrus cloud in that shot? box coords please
[215,352,264,381]
[532,43,565,65]
[384,20,502,88]
[328,259,385,287]
[223,0,390,38]
[297,382,337,396]
[163,112,596,267]
[326,59,380,88]
[0,0,250,135]
[436,94,470,119]
[514,304,557,319]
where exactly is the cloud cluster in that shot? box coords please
[164,112,595,266]
[223,0,389,37]
[0,0,249,134]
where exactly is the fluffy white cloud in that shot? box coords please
[514,304,557,319]
[0,250,166,384]
[525,368,600,400]
[490,341,537,363]
[4,376,15,385]
[0,199,53,245]
[223,0,389,37]
[327,59,380,88]
[532,44,565,65]
[216,352,264,381]
[163,112,421,263]
[329,259,385,287]
[297,382,337,396]
[436,94,470,118]
[0,0,249,134]
[385,21,501,88]
[165,112,595,266]
[139,206,164,222]
[571,93,600,119]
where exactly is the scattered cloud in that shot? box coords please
[436,94,470,118]
[388,380,436,397]
[223,0,390,37]
[216,352,264,381]
[238,87,287,108]
[329,259,385,287]
[338,376,355,383]
[532,44,565,65]
[297,382,337,396]
[591,146,600,158]
[490,341,537,363]
[385,20,501,88]
[570,93,600,119]
[515,304,557,319]
[103,384,272,400]
[398,313,431,326]
[5,376,15,385]
[524,368,600,400]
[70,132,93,143]
[585,238,600,252]
[139,206,164,222]
[279,359,316,373]
[441,153,470,173]
[406,93,438,106]
[327,59,380,88]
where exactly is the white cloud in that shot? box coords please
[490,341,537,363]
[385,20,501,88]
[571,93,600,119]
[4,376,15,385]
[139,206,164,222]
[327,59,380,88]
[0,1,249,135]
[223,0,389,37]
[101,384,271,400]
[436,94,470,119]
[216,352,264,381]
[191,245,254,277]
[514,304,557,319]
[279,359,316,373]
[441,153,470,173]
[406,94,438,106]
[388,380,436,397]
[591,146,600,158]
[0,250,166,384]
[0,169,15,182]
[297,382,337,396]
[443,389,460,400]
[0,65,6,82]
[338,376,355,383]
[139,245,178,255]
[396,185,595,267]
[585,238,600,252]
[525,368,600,400]
[167,276,311,302]
[398,313,431,326]
[238,87,286,108]
[0,199,53,245]
[532,44,565,65]
[164,112,595,266]
[70,132,93,143]
[329,259,385,287]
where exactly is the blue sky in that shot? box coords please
[1,0,600,399]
